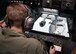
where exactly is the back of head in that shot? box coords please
[5,3,34,31]
[6,2,28,21]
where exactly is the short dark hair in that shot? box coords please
[6,3,28,21]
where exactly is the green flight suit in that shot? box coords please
[0,27,48,54]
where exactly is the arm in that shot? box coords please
[49,46,55,54]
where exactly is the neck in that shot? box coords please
[11,21,23,33]
[13,21,22,27]
[11,26,23,33]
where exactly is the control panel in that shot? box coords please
[42,0,75,10]
[7,0,75,10]
[42,0,52,8]
[61,0,75,10]
[8,0,42,8]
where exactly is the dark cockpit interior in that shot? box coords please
[0,0,76,54]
